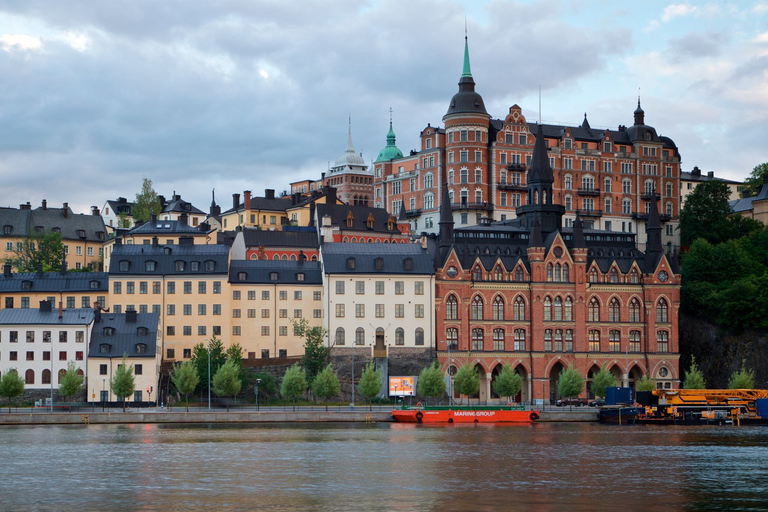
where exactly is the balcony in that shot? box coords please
[576,209,602,218]
[497,182,526,192]
[451,201,494,212]
[577,187,600,197]
[506,163,527,172]
[404,209,421,218]
[632,212,672,222]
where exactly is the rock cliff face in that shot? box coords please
[679,311,768,388]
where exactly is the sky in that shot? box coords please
[0,0,766,215]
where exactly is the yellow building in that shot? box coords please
[0,264,109,312]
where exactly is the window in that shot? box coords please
[294,309,302,318]
[472,328,484,351]
[198,282,207,294]
[335,304,345,318]
[514,329,525,351]
[294,291,303,301]
[657,331,669,352]
[167,282,175,294]
[543,297,552,321]
[609,298,620,322]
[471,296,483,320]
[213,282,221,294]
[354,327,365,346]
[166,326,175,336]
[446,328,458,350]
[75,331,84,343]
[198,304,207,315]
[355,281,365,295]
[544,329,553,351]
[493,329,504,351]
[232,326,241,336]
[183,304,192,315]
[175,261,185,272]
[126,282,135,294]
[446,295,458,320]
[355,304,365,318]
[395,328,405,346]
[279,309,287,318]
[554,329,563,351]
[656,298,668,323]
[630,331,641,352]
[279,291,287,300]
[414,328,424,346]
[335,328,345,346]
[184,282,192,294]
[395,304,404,318]
[588,298,600,322]
[375,304,385,318]
[262,291,270,300]
[609,330,621,352]
[553,297,562,321]
[278,326,287,336]
[59,351,67,361]
[395,281,404,295]
[336,281,345,295]
[589,330,600,352]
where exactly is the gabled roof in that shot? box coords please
[0,206,107,242]
[0,208,31,237]
[322,243,433,275]
[162,195,204,215]
[0,271,108,294]
[127,219,208,236]
[88,312,160,358]
[106,198,134,216]
[0,307,94,325]
[222,196,293,215]
[239,229,318,249]
[108,244,229,275]
[315,203,400,234]
[229,260,322,284]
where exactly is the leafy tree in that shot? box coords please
[253,372,278,403]
[117,211,131,229]
[293,318,329,385]
[0,369,25,413]
[111,354,135,412]
[191,336,226,393]
[635,375,656,392]
[590,367,617,400]
[225,342,251,390]
[416,361,447,405]
[728,360,756,389]
[492,364,523,402]
[357,361,382,411]
[679,180,735,247]
[742,162,768,196]
[132,177,162,222]
[683,356,706,389]
[212,357,243,412]
[5,231,65,273]
[281,363,307,411]
[58,361,84,412]
[453,360,479,405]
[170,360,199,412]
[557,366,585,410]
[311,364,340,411]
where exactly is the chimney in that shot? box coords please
[244,190,252,211]
[298,250,305,264]
[118,197,127,203]
[58,301,63,319]
[265,189,275,200]
[42,199,47,210]
[114,237,122,246]
[39,300,52,313]
[324,186,337,205]
[3,263,11,278]
[233,193,240,210]
[91,206,99,216]
[152,236,159,246]
[20,202,31,210]
[179,213,188,225]
[707,171,714,178]
[151,212,157,224]
[691,166,701,176]
[37,264,43,277]
[62,203,69,218]
[93,303,101,323]
[258,246,266,260]
[158,195,166,208]
[126,309,137,323]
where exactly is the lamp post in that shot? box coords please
[446,339,452,406]
[50,354,54,413]
[102,378,106,412]
[351,343,355,408]
[255,378,261,412]
[206,338,211,411]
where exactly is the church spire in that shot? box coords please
[439,185,454,248]
[462,34,472,78]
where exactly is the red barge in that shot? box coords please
[392,405,539,424]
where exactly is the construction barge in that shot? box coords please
[392,404,539,424]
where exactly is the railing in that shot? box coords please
[577,187,600,196]
[576,209,603,218]
[632,212,672,222]
[497,183,526,191]
[404,209,421,218]
[450,202,494,211]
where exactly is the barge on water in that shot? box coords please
[635,389,768,426]
[392,404,539,424]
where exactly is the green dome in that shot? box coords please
[375,122,403,162]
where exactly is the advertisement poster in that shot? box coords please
[389,376,416,396]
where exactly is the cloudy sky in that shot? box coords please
[1,0,766,214]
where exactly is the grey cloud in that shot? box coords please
[666,31,727,62]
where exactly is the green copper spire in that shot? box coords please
[375,109,404,163]
[462,36,472,77]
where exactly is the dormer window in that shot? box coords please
[269,272,279,281]
[164,247,172,255]
[52,227,61,233]
[103,327,115,337]
[97,231,105,240]
[564,138,572,149]
[346,212,354,228]
[346,257,356,270]
[100,343,111,353]
[145,261,156,272]
[89,280,100,289]
[366,213,375,230]
[238,272,247,281]
[136,328,148,337]
[387,217,395,231]
[205,261,215,272]
[22,280,32,290]
[135,343,147,353]
[119,261,130,272]
[34,226,43,233]
[77,230,86,239]
[3,225,11,235]
[174,261,185,272]
[296,273,305,282]
[374,257,384,271]
[404,258,413,271]
[191,261,200,271]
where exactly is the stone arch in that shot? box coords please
[628,364,645,389]
[548,359,567,403]
[513,363,529,403]
[586,363,602,399]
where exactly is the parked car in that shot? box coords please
[589,399,606,407]
[555,397,588,407]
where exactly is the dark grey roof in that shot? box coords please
[0,271,108,294]
[229,260,322,284]
[162,194,204,215]
[240,229,318,248]
[127,219,208,236]
[106,198,134,216]
[108,244,229,275]
[0,307,94,325]
[315,203,400,234]
[88,312,160,358]
[321,243,433,275]
[0,206,107,242]
[222,196,293,215]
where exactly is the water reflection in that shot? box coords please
[1,422,768,511]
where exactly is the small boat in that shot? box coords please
[597,405,642,424]
[392,404,539,424]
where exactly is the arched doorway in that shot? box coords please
[490,364,502,400]
[628,365,643,389]
[586,365,601,399]
[609,364,623,388]
[474,363,486,402]
[514,365,529,404]
[549,361,566,403]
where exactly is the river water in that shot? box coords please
[2,422,768,511]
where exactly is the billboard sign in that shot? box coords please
[389,376,416,396]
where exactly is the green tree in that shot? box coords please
[170,360,199,412]
[253,372,278,403]
[453,360,479,405]
[58,361,84,412]
[132,177,162,222]
[5,231,65,273]
[557,366,585,410]
[742,162,768,196]
[416,361,447,405]
[212,357,243,412]
[728,360,756,389]
[683,356,706,389]
[293,318,329,385]
[225,342,251,390]
[357,361,382,411]
[110,354,135,412]
[635,375,656,392]
[311,364,340,411]
[117,211,131,229]
[0,369,25,413]
[280,363,307,411]
[191,336,226,393]
[492,364,523,403]
[590,367,617,400]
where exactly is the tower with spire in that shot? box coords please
[327,117,374,206]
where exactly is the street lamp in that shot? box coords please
[255,378,261,412]
[446,339,452,406]
[206,338,211,411]
[102,378,106,412]
[50,354,54,413]
[351,343,355,408]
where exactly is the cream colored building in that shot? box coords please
[0,265,109,313]
[681,166,743,205]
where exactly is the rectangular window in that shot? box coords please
[198,304,206,315]
[167,282,175,294]
[167,304,175,316]
[279,291,287,300]
[59,351,67,361]
[313,291,321,301]
[231,326,240,336]
[197,282,206,294]
[415,304,424,318]
[313,309,322,318]
[262,290,270,300]
[355,304,365,318]
[166,349,175,359]
[126,282,135,294]
[262,309,270,318]
[166,326,175,336]
[42,331,51,343]
[139,282,147,294]
[279,326,288,336]
[183,304,192,315]
[261,326,269,336]
[198,326,206,336]
[76,331,84,343]
[232,309,241,318]
[336,304,345,318]
[278,309,287,318]
[59,331,67,343]
[395,281,404,295]
[414,281,424,295]
[247,290,256,300]
[113,282,122,294]
[294,291,302,300]
[395,304,404,318]
[355,281,365,295]
[183,326,192,336]
[292,309,301,318]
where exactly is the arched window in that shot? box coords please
[335,327,345,346]
[446,328,458,349]
[515,266,524,282]
[25,369,34,385]
[42,369,51,385]
[656,298,668,323]
[395,328,404,346]
[544,329,553,351]
[494,266,503,281]
[355,328,365,346]
[588,330,600,352]
[562,264,570,282]
[608,298,620,322]
[588,297,600,322]
[493,329,504,351]
[514,329,526,351]
[630,331,641,352]
[415,328,424,346]
[514,297,525,321]
[58,369,66,384]
[472,328,484,351]
[492,296,504,320]
[554,296,563,321]
[657,331,669,352]
[609,330,620,351]
[554,263,561,282]
[446,295,458,320]
[471,296,484,320]
[547,263,553,281]
[629,298,641,322]
[589,268,598,283]
[610,268,619,283]
[630,268,639,283]
[554,329,563,351]
[472,265,483,281]
[564,296,573,321]
[543,296,552,321]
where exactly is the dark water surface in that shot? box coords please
[2,422,768,511]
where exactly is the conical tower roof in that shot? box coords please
[444,37,487,118]
[375,120,404,162]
